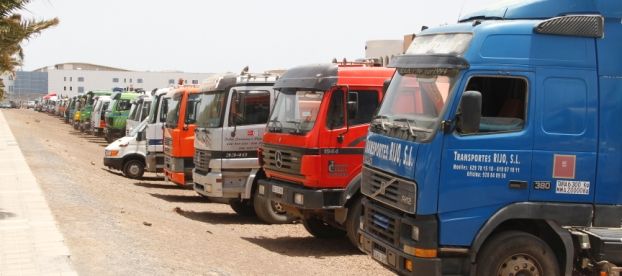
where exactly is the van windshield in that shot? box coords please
[195,91,226,128]
[268,90,324,135]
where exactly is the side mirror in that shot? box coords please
[458,90,482,134]
[382,79,391,95]
[136,130,146,141]
[347,92,359,120]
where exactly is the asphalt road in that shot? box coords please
[2,109,392,276]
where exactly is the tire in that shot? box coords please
[253,188,294,224]
[302,216,346,239]
[476,231,560,276]
[123,159,145,179]
[229,200,256,217]
[344,196,363,248]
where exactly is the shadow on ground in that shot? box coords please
[135,182,188,190]
[241,236,361,258]
[0,210,16,220]
[149,193,209,203]
[174,208,265,225]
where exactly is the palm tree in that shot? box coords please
[0,0,58,99]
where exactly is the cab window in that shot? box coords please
[228,90,271,126]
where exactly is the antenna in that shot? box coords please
[457,0,468,21]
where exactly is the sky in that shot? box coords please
[19,0,499,73]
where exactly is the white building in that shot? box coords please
[33,63,213,97]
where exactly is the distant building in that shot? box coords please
[6,62,213,100]
[365,34,416,66]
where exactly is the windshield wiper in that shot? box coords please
[371,115,393,131]
[393,118,432,136]
[285,120,304,135]
[268,119,283,133]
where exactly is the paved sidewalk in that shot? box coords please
[0,110,76,276]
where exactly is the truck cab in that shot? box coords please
[90,96,111,136]
[360,1,622,275]
[144,88,173,173]
[163,86,200,186]
[104,118,150,179]
[191,73,290,224]
[256,63,394,244]
[80,90,112,133]
[125,95,152,136]
[105,92,139,142]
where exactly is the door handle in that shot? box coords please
[509,180,528,190]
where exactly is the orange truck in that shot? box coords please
[256,63,394,246]
[163,86,200,186]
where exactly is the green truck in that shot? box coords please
[104,91,140,142]
[78,90,113,133]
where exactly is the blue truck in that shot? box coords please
[360,0,622,275]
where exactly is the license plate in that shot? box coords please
[272,185,284,195]
[372,249,388,264]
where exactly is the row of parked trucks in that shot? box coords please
[35,0,622,274]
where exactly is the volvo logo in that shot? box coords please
[371,178,398,198]
[275,151,284,168]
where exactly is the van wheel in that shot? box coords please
[253,188,294,224]
[345,196,363,248]
[302,216,346,239]
[476,231,560,276]
[229,200,256,217]
[123,159,145,179]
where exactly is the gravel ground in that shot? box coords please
[2,109,393,276]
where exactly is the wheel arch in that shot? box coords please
[122,153,146,165]
[468,202,591,276]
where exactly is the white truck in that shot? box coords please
[191,73,292,224]
[103,88,173,178]
[125,95,152,136]
[90,96,111,136]
[145,88,173,173]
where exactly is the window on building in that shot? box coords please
[129,78,133,83]
[64,86,67,91]
[124,78,127,83]
[113,78,119,83]
[192,80,199,85]
[63,77,66,81]
[78,87,84,93]
[137,78,143,84]
[228,90,271,126]
[70,77,72,82]
[458,76,527,134]
[168,79,175,85]
[78,77,84,82]
[70,86,73,91]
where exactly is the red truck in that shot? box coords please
[257,63,394,246]
[163,86,200,186]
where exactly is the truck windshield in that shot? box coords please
[374,68,459,139]
[195,91,226,128]
[117,99,132,112]
[268,90,324,134]
[165,94,182,128]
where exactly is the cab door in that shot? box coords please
[438,72,534,245]
[319,87,381,189]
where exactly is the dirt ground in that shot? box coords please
[2,109,393,276]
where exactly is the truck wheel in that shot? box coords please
[123,159,145,179]
[253,188,294,224]
[229,200,256,217]
[344,196,363,248]
[476,231,560,276]
[302,217,346,239]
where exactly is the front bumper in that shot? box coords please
[104,157,123,171]
[360,232,441,275]
[257,178,344,210]
[193,169,226,197]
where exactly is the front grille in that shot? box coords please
[362,166,417,214]
[365,200,400,246]
[262,145,303,176]
[163,137,172,155]
[194,149,211,171]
